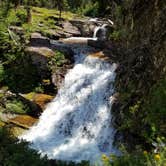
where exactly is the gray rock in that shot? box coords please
[30,33,50,47]
[62,21,81,37]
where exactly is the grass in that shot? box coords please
[22,6,76,37]
[4,6,77,39]
[5,99,29,114]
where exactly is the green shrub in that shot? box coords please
[5,99,30,114]
[34,84,44,93]
[4,56,40,93]
[0,63,5,82]
[0,127,51,166]
[110,29,128,41]
[0,127,91,166]
[82,2,99,17]
[6,10,19,25]
[101,140,166,166]
[143,79,166,140]
[48,51,67,70]
[15,8,27,24]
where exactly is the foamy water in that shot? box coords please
[20,46,118,163]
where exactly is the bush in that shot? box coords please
[0,127,91,166]
[143,79,166,140]
[0,127,51,166]
[4,55,40,93]
[5,99,30,114]
[48,51,67,70]
[81,2,99,17]
[0,63,5,82]
[15,8,27,24]
[110,29,128,41]
[101,141,166,166]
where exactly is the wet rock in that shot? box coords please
[88,51,112,62]
[70,19,97,37]
[52,71,66,88]
[8,115,38,129]
[61,37,92,45]
[23,93,54,110]
[88,40,106,49]
[70,18,114,37]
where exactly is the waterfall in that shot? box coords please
[93,24,108,40]
[20,45,118,163]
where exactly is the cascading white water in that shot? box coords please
[93,24,108,40]
[20,46,118,163]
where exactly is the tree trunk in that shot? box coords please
[14,0,20,10]
[26,6,32,23]
[57,0,63,20]
[26,0,32,23]
[59,8,62,20]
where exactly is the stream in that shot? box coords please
[20,26,119,164]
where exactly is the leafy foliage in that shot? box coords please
[0,127,90,166]
[0,127,51,166]
[3,56,40,93]
[5,99,30,114]
[48,51,67,70]
[101,145,166,166]
[143,79,166,140]
[0,63,5,82]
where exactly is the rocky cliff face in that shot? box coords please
[112,0,166,150]
[127,0,165,78]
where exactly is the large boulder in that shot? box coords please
[62,21,81,37]
[69,19,97,37]
[69,18,114,37]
